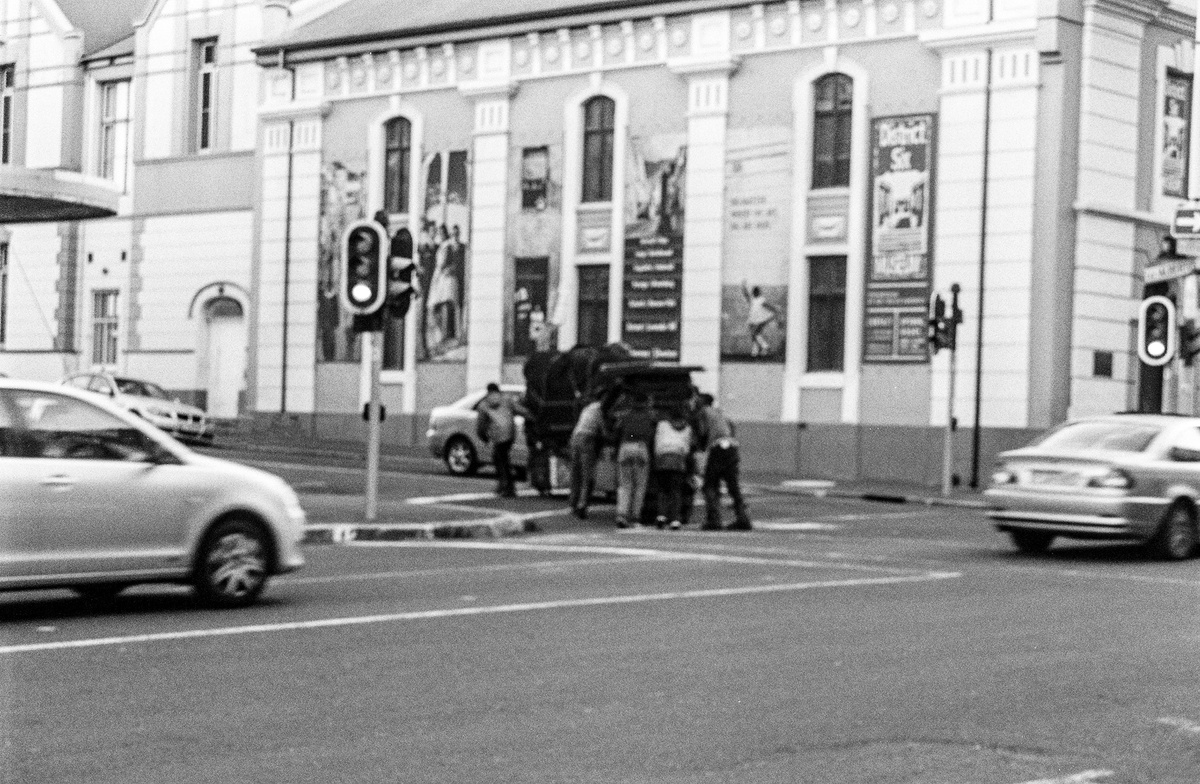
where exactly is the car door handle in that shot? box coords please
[41,474,76,489]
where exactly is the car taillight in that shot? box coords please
[1087,469,1133,490]
[990,467,1016,485]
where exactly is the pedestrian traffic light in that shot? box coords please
[1137,295,1177,366]
[1180,318,1200,365]
[387,227,416,319]
[340,220,388,316]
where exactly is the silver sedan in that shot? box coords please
[426,385,528,476]
[985,414,1200,560]
[0,379,305,606]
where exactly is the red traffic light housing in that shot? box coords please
[1137,295,1177,367]
[340,220,388,316]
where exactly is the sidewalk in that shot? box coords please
[210,431,988,543]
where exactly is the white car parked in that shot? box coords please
[62,372,216,444]
[0,379,305,607]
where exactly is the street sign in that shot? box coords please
[1145,257,1196,284]
[1172,206,1200,237]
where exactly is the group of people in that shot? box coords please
[474,382,751,531]
[570,390,751,531]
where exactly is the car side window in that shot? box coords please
[1168,427,1200,460]
[65,375,91,390]
[88,376,113,395]
[10,391,155,461]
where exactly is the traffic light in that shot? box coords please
[387,228,416,319]
[340,220,388,316]
[1180,318,1200,365]
[927,287,962,353]
[1137,295,1177,366]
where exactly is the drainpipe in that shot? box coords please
[279,50,295,414]
[969,31,994,487]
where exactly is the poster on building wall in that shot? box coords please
[511,257,549,357]
[720,127,790,361]
[863,113,936,363]
[417,150,470,362]
[317,161,368,363]
[1163,70,1192,199]
[622,136,687,361]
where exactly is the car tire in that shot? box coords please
[193,516,271,608]
[1147,501,1198,561]
[1008,530,1055,554]
[71,583,129,600]
[444,436,478,476]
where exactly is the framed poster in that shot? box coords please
[1164,70,1192,199]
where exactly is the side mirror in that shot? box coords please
[1169,446,1200,462]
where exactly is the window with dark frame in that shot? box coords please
[383,117,411,214]
[0,244,8,346]
[812,74,853,189]
[99,80,131,190]
[576,265,610,347]
[806,256,846,372]
[521,147,549,210]
[582,96,615,203]
[1,64,14,164]
[92,290,119,366]
[195,39,217,152]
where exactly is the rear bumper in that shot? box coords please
[984,487,1167,539]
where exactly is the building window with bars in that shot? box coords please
[521,147,549,210]
[194,39,217,152]
[582,96,615,203]
[92,290,119,366]
[806,256,846,372]
[1,64,14,164]
[383,117,411,214]
[812,74,853,189]
[98,80,131,191]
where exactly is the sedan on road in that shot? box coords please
[62,372,215,445]
[426,385,527,475]
[0,378,306,606]
[985,413,1200,559]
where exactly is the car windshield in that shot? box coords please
[1036,421,1162,453]
[115,378,170,400]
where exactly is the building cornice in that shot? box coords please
[918,18,1037,50]
[668,54,741,76]
[1075,199,1169,230]
[1083,0,1168,26]
[258,100,333,121]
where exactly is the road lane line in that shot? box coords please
[1014,771,1113,784]
[0,571,959,656]
[1157,716,1200,735]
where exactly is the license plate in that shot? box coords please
[1027,470,1076,486]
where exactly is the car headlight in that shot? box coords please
[990,467,1016,485]
[1087,469,1134,489]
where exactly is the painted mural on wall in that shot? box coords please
[1163,70,1192,199]
[317,161,368,363]
[622,135,686,362]
[720,127,790,361]
[417,150,470,362]
[863,114,936,363]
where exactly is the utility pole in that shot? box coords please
[929,283,963,497]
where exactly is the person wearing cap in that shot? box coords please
[476,382,526,497]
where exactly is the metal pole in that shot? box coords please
[365,330,383,521]
[970,50,993,489]
[943,341,957,496]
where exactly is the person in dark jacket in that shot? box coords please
[613,391,656,528]
[698,393,750,530]
[477,382,527,497]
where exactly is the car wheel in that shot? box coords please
[193,517,271,608]
[1147,501,1198,561]
[444,436,478,476]
[1008,530,1055,554]
[71,583,128,600]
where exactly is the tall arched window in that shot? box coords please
[582,96,615,202]
[812,74,853,189]
[384,117,411,214]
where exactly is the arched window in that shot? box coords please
[812,74,853,189]
[384,117,412,214]
[582,96,615,202]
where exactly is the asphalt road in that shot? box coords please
[3,450,1200,784]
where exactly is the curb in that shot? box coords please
[767,482,988,510]
[303,514,542,545]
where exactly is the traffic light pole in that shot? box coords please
[365,330,383,521]
[941,284,961,498]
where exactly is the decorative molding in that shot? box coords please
[919,18,1037,50]
[668,54,742,76]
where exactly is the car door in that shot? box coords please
[7,389,196,580]
[0,390,43,581]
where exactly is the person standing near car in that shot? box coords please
[653,405,695,530]
[613,391,656,529]
[568,398,606,519]
[477,382,526,498]
[698,393,751,530]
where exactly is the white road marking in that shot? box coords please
[406,489,544,505]
[1158,716,1200,735]
[752,520,841,531]
[1014,771,1112,784]
[0,571,958,656]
